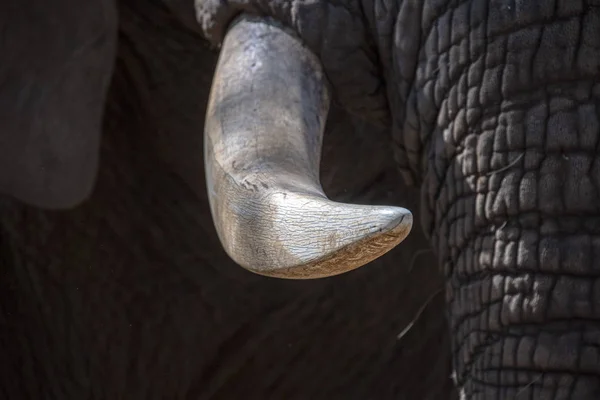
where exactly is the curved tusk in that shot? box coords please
[204,15,413,279]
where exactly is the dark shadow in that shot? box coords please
[0,2,456,399]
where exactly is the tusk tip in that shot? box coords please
[237,196,413,280]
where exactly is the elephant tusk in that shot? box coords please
[204,15,413,279]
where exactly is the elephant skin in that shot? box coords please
[0,1,453,399]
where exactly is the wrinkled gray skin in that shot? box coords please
[2,0,600,399]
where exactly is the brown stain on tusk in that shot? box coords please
[253,215,412,279]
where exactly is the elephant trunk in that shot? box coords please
[204,15,413,279]
[414,5,600,397]
[429,83,600,398]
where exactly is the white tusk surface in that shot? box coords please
[204,15,413,279]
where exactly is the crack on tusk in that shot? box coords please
[260,215,412,279]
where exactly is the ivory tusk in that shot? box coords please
[204,15,413,279]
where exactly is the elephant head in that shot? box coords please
[2,0,600,398]
[197,2,600,399]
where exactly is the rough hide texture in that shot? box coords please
[417,3,600,399]
[0,1,453,399]
[197,0,600,398]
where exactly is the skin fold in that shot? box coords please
[2,0,600,399]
